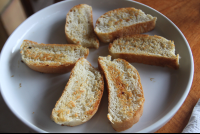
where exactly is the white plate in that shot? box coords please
[0,0,194,133]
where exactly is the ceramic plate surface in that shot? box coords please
[0,0,194,133]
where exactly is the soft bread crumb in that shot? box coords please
[65,4,99,49]
[20,40,89,66]
[94,7,157,43]
[20,40,89,73]
[51,58,104,126]
[98,56,145,132]
[110,34,176,57]
[109,34,179,69]
[95,8,155,33]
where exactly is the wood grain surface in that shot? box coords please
[133,0,200,133]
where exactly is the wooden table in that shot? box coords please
[133,0,200,133]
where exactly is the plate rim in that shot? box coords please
[128,0,195,132]
[0,0,194,133]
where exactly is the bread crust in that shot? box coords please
[65,4,99,49]
[25,62,76,74]
[109,52,179,70]
[108,34,179,69]
[20,40,89,74]
[94,7,157,43]
[98,56,145,132]
[51,58,104,126]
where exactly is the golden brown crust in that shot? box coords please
[25,62,76,74]
[94,8,157,43]
[98,56,145,132]
[20,40,89,74]
[65,4,99,49]
[51,58,104,126]
[110,52,179,70]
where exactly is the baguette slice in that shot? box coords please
[51,57,104,126]
[20,40,89,74]
[98,55,145,132]
[65,4,99,49]
[94,7,157,43]
[109,34,179,69]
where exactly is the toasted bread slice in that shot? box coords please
[94,7,157,43]
[109,34,179,69]
[98,55,145,132]
[20,40,89,74]
[65,4,99,49]
[51,57,104,126]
